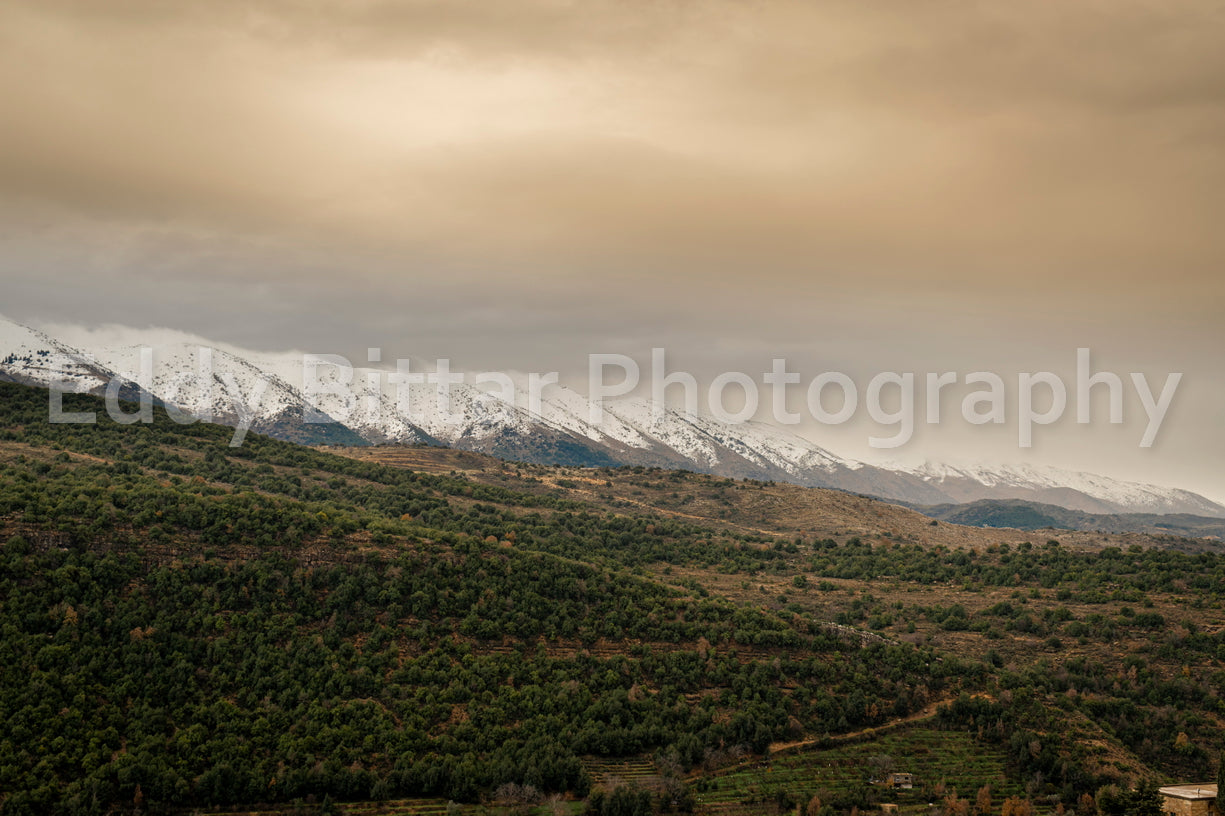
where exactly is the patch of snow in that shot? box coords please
[0,314,115,392]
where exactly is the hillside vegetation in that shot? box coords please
[2,382,1225,816]
[910,499,1225,540]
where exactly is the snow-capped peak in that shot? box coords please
[3,317,1222,519]
[891,459,1225,516]
[0,314,116,393]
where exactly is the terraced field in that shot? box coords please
[336,802,455,816]
[200,796,581,816]
[694,727,1024,814]
[191,800,457,816]
[580,755,664,791]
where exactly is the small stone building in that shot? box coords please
[887,772,915,790]
[1159,784,1218,816]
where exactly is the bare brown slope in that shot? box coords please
[329,446,1218,554]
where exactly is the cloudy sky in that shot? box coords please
[3,1,1224,498]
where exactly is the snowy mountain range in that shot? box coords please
[3,314,1222,518]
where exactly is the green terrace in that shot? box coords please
[694,727,1024,813]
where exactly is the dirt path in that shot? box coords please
[768,696,955,756]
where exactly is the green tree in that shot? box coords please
[1127,788,1163,816]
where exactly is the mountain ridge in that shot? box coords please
[906,497,1225,539]
[3,314,1221,518]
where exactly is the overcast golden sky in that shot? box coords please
[3,1,1224,496]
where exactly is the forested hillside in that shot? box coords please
[2,381,1225,816]
[0,382,972,814]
